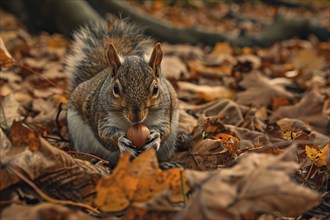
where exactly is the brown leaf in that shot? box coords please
[0,128,11,159]
[177,81,235,102]
[177,109,197,151]
[161,56,188,79]
[161,44,203,60]
[270,90,329,135]
[236,71,293,106]
[180,146,320,219]
[237,54,261,69]
[125,190,182,220]
[292,48,326,75]
[0,93,22,130]
[0,70,22,83]
[200,99,245,126]
[1,129,108,205]
[1,203,98,220]
[185,116,235,170]
[0,36,14,68]
[189,59,233,79]
[9,121,41,151]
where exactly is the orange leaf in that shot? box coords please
[213,42,233,55]
[213,133,239,156]
[94,149,188,212]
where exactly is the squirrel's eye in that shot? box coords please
[113,84,120,97]
[152,84,159,96]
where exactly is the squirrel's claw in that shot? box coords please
[118,136,137,156]
[144,131,161,151]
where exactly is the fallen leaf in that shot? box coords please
[237,54,261,69]
[180,146,320,219]
[185,116,235,170]
[305,144,329,167]
[292,48,325,75]
[0,70,22,83]
[125,190,182,220]
[213,133,239,156]
[213,42,233,55]
[177,109,197,151]
[270,90,328,135]
[1,127,108,205]
[161,44,203,60]
[201,99,244,126]
[236,71,293,106]
[0,127,11,161]
[161,56,188,79]
[1,203,98,220]
[189,59,233,79]
[94,149,188,212]
[177,81,235,102]
[42,63,66,79]
[0,36,14,68]
[0,93,22,130]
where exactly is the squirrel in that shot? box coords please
[66,18,179,167]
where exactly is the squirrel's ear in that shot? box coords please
[149,43,163,77]
[107,43,121,76]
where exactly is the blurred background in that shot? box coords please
[1,0,329,47]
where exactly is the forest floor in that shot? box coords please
[1,1,329,219]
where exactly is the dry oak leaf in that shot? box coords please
[292,48,326,75]
[125,189,182,220]
[270,90,329,135]
[1,122,108,201]
[1,203,98,220]
[177,81,235,102]
[161,56,188,79]
[161,44,204,61]
[189,59,233,79]
[0,93,22,130]
[305,144,329,167]
[236,71,293,106]
[213,133,239,156]
[179,146,320,220]
[185,116,236,170]
[201,99,244,126]
[0,36,14,68]
[94,149,188,212]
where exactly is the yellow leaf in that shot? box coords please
[305,145,328,167]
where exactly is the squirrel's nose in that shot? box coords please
[128,106,145,123]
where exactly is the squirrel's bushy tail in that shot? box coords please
[66,17,152,91]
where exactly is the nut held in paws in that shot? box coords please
[127,124,150,148]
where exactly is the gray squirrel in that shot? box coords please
[66,18,179,167]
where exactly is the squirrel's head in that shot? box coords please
[104,43,163,124]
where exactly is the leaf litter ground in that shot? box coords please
[0,2,329,220]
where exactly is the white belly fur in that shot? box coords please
[67,108,114,160]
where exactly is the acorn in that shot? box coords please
[127,124,150,148]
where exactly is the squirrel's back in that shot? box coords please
[66,18,152,90]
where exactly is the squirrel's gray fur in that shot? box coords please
[66,18,179,167]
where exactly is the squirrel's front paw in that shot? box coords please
[144,131,161,151]
[118,136,138,156]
